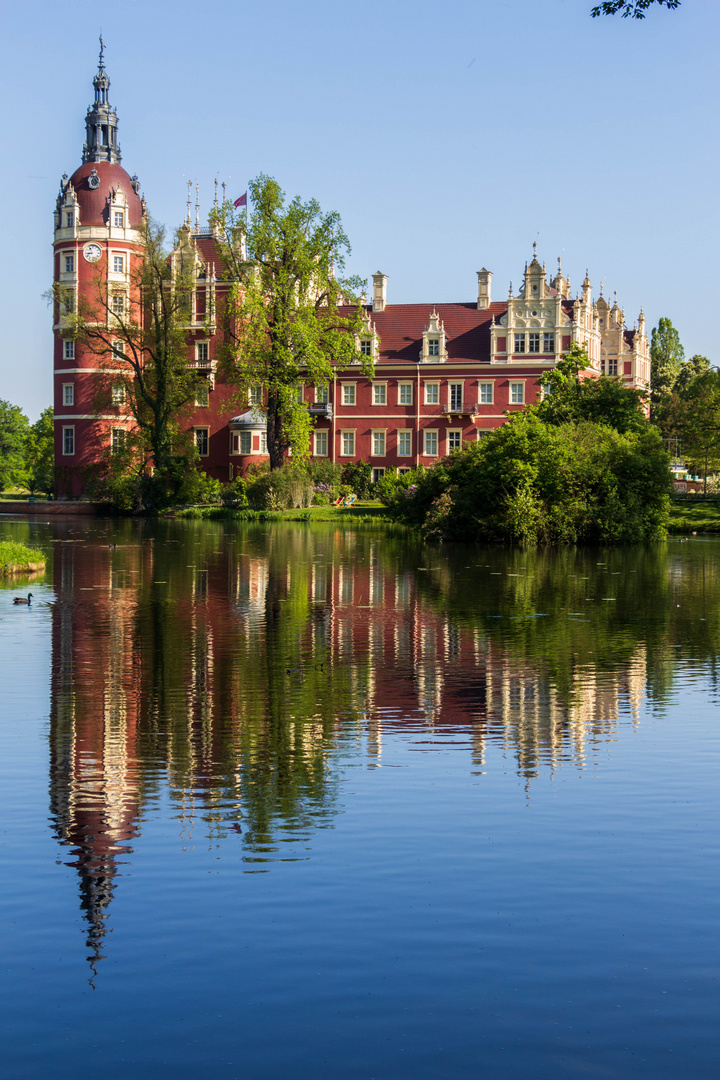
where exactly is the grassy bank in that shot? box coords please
[0,541,46,574]
[172,502,394,523]
[668,500,720,535]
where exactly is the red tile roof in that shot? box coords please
[366,302,508,363]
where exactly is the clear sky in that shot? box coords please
[1,0,717,420]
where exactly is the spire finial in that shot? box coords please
[195,183,200,229]
[557,255,562,271]
[214,178,218,209]
[222,181,226,204]
[99,34,105,68]
[508,280,513,298]
[532,240,537,259]
[186,181,192,227]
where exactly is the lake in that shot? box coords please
[1,516,719,1079]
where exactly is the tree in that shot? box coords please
[66,218,206,505]
[26,407,55,496]
[212,175,373,469]
[650,317,684,409]
[665,370,720,492]
[535,342,649,435]
[591,0,680,17]
[674,354,711,396]
[0,400,30,492]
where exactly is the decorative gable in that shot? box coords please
[420,310,447,363]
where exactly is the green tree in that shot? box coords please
[536,341,649,434]
[650,317,684,409]
[672,370,720,491]
[26,407,55,496]
[0,400,30,492]
[66,218,206,506]
[212,175,373,469]
[591,0,680,17]
[674,354,711,396]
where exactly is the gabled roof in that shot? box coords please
[366,302,508,364]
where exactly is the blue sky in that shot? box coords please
[1,0,717,419]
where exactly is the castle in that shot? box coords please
[53,48,651,497]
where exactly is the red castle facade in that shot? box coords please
[53,51,651,498]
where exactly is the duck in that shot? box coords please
[13,593,33,605]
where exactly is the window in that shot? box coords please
[64,255,74,273]
[62,384,74,406]
[448,430,462,452]
[294,384,304,404]
[249,384,262,406]
[607,357,618,376]
[112,255,124,273]
[341,430,355,456]
[113,211,124,228]
[259,431,268,454]
[543,332,555,353]
[315,385,328,404]
[342,383,356,406]
[195,383,210,407]
[112,383,126,406]
[372,430,386,456]
[360,338,372,356]
[62,293,74,314]
[424,382,439,405]
[63,340,75,361]
[315,430,328,457]
[372,383,387,405]
[528,332,540,354]
[196,342,209,364]
[111,293,124,315]
[196,428,209,456]
[62,426,75,455]
[398,467,412,476]
[514,333,525,354]
[479,382,493,404]
[510,382,524,404]
[398,382,413,405]
[372,468,385,483]
[239,431,251,454]
[112,340,125,360]
[449,383,463,411]
[424,430,438,456]
[111,428,125,453]
[428,338,439,356]
[65,212,74,228]
[398,430,412,456]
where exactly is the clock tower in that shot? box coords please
[53,41,145,498]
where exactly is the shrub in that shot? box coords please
[341,459,373,499]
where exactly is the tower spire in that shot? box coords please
[82,39,121,164]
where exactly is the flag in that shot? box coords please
[233,193,247,208]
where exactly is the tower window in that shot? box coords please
[112,383,126,405]
[62,384,74,406]
[64,255,74,273]
[113,212,124,228]
[65,213,74,228]
[111,428,126,453]
[111,294,125,315]
[113,255,124,273]
[62,426,75,456]
[63,340,75,361]
[195,383,210,408]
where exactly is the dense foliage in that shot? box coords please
[591,0,680,17]
[0,402,54,495]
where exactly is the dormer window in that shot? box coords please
[421,312,447,363]
[113,212,124,228]
[360,338,372,357]
[66,213,74,228]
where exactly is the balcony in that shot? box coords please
[309,403,333,419]
[445,401,478,417]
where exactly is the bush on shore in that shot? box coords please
[379,414,671,544]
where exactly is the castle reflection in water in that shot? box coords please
[48,522,649,969]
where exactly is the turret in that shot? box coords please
[82,37,122,165]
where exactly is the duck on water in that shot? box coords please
[13,593,33,605]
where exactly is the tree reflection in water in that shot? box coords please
[47,520,720,972]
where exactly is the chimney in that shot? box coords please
[477,268,492,310]
[372,271,387,312]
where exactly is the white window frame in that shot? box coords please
[447,429,462,452]
[248,384,262,406]
[528,332,540,354]
[62,425,75,456]
[294,384,304,404]
[111,293,125,316]
[424,381,440,405]
[315,385,328,405]
[195,383,210,407]
[423,429,439,457]
[510,381,525,405]
[259,431,268,454]
[514,333,525,354]
[112,383,126,406]
[449,382,463,411]
[341,382,356,406]
[112,254,124,274]
[371,429,386,457]
[360,338,373,357]
[398,466,412,476]
[62,383,74,406]
[111,340,125,360]
[543,332,555,354]
[111,427,126,454]
[63,340,75,361]
[314,430,328,457]
[428,338,440,356]
[372,468,386,483]
[398,382,413,405]
[479,382,493,404]
[113,211,124,228]
[372,382,387,406]
[65,212,74,228]
[397,429,412,457]
[340,429,356,456]
[64,255,74,273]
[196,341,209,364]
[195,427,209,457]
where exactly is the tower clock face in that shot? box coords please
[84,243,102,263]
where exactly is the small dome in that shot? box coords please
[229,410,266,429]
[68,161,143,229]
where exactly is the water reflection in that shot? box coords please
[45,520,720,972]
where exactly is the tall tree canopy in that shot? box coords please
[650,317,685,409]
[534,342,649,434]
[0,401,30,492]
[212,175,373,469]
[66,218,206,504]
[591,0,680,17]
[26,408,55,496]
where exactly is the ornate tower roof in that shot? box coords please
[82,37,122,165]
